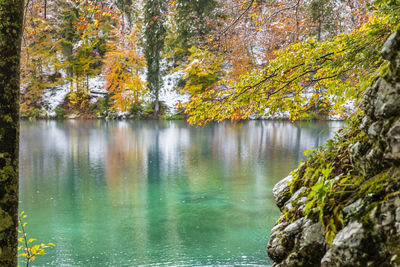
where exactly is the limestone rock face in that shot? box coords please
[268,31,400,267]
[374,78,400,118]
[385,119,400,160]
[321,221,365,266]
[350,31,400,176]
[273,174,293,211]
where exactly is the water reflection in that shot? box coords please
[19,120,342,266]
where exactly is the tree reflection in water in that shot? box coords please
[19,120,343,266]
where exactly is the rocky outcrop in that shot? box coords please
[267,31,400,267]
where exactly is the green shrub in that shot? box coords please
[129,102,144,117]
[54,107,65,119]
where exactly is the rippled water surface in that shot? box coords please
[19,120,343,266]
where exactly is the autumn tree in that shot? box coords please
[178,0,376,125]
[183,3,395,125]
[0,0,24,265]
[104,28,147,112]
[21,5,61,118]
[144,0,167,115]
[180,46,223,95]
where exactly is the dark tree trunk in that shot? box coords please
[0,0,24,266]
[44,0,47,19]
[144,0,166,117]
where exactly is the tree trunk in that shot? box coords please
[0,0,24,266]
[44,0,47,19]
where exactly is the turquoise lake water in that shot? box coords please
[19,120,343,266]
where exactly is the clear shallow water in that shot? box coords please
[19,120,343,266]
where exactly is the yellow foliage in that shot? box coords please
[183,12,394,125]
[181,46,224,95]
[104,28,147,112]
[18,212,55,266]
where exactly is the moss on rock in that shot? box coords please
[268,31,400,267]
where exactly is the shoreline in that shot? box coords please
[19,117,348,122]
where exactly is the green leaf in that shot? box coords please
[304,148,317,157]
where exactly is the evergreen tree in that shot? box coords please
[144,0,167,114]
[309,0,336,41]
[0,0,24,265]
[173,0,217,59]
[57,3,80,88]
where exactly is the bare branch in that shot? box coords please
[218,0,254,36]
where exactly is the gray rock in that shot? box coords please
[343,199,363,216]
[384,119,400,160]
[395,222,400,234]
[279,252,307,267]
[360,78,380,116]
[268,231,290,262]
[268,220,294,262]
[296,197,309,213]
[369,206,378,222]
[374,78,400,118]
[350,142,370,175]
[360,116,370,131]
[271,222,286,234]
[300,220,326,247]
[350,142,362,157]
[365,147,383,168]
[371,197,400,231]
[381,209,394,227]
[321,221,364,266]
[396,207,400,222]
[273,174,293,211]
[284,187,307,211]
[297,196,308,205]
[381,31,400,61]
[268,218,326,266]
[284,218,304,235]
[367,121,382,137]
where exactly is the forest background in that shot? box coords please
[20,0,399,124]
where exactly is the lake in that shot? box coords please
[19,120,343,266]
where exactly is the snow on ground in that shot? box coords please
[88,74,107,94]
[42,75,108,116]
[39,69,355,119]
[160,70,190,113]
[42,83,70,117]
[88,75,107,104]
